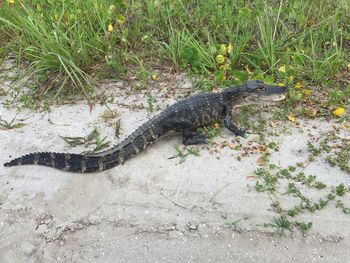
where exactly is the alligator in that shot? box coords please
[4,80,288,173]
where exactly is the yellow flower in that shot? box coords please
[216,55,225,64]
[220,44,228,56]
[277,83,285,87]
[109,5,116,12]
[295,82,303,89]
[301,89,312,95]
[227,43,233,54]
[288,113,296,122]
[151,74,158,80]
[214,123,220,129]
[347,63,350,70]
[107,23,114,32]
[278,65,286,74]
[141,35,149,42]
[117,14,126,25]
[7,0,15,3]
[333,107,345,117]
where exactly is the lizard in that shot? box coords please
[4,80,288,173]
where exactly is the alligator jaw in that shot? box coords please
[261,84,288,101]
[260,93,287,101]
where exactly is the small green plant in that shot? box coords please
[287,206,302,217]
[335,184,347,196]
[307,141,322,156]
[226,219,243,226]
[326,144,350,174]
[173,145,200,163]
[60,129,110,153]
[255,168,278,192]
[268,141,278,150]
[336,200,350,214]
[146,93,154,113]
[306,131,350,175]
[295,221,313,234]
[0,117,26,130]
[263,216,294,236]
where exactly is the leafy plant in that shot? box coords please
[0,117,26,130]
[173,145,200,163]
[263,216,294,236]
[60,129,110,153]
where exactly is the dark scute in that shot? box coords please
[134,135,146,150]
[121,143,137,159]
[21,154,36,165]
[142,129,154,141]
[103,160,119,171]
[68,154,84,172]
[85,155,99,167]
[54,153,66,170]
[38,152,52,165]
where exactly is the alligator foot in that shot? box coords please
[234,128,248,138]
[183,134,208,145]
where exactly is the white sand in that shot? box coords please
[1,69,349,262]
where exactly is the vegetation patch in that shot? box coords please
[0,0,349,99]
[60,128,111,153]
[254,154,350,235]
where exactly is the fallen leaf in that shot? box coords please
[246,175,256,179]
[257,156,265,166]
[288,113,296,122]
[308,108,318,117]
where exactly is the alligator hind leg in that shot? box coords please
[183,128,208,145]
[163,117,208,145]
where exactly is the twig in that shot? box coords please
[160,192,188,209]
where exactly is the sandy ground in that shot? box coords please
[1,66,350,262]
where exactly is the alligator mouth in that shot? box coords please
[260,93,287,101]
[261,85,288,101]
[243,85,288,104]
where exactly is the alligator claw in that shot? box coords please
[235,129,248,138]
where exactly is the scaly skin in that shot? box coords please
[4,81,288,173]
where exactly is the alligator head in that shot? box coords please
[224,80,288,105]
[242,80,288,102]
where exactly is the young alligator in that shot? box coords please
[4,80,288,173]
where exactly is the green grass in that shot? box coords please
[0,0,349,97]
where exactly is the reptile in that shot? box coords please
[4,80,288,173]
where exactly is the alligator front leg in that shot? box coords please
[223,105,247,137]
[163,117,208,145]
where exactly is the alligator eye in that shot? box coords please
[257,85,265,93]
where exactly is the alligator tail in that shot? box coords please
[3,152,119,173]
[3,119,163,173]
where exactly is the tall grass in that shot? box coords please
[0,0,124,95]
[0,0,349,95]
